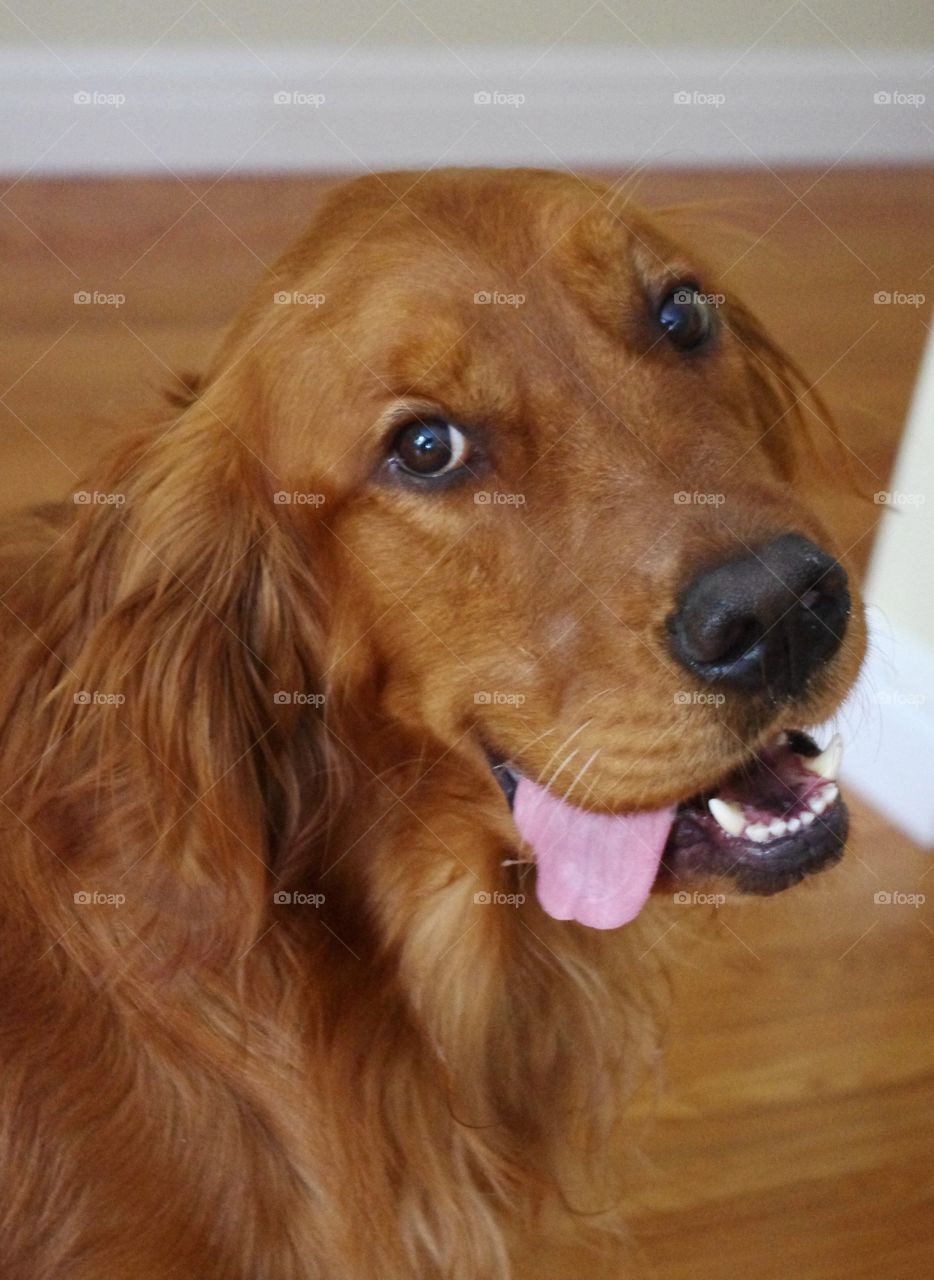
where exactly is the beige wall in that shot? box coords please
[1,0,930,49]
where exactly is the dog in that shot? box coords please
[0,167,865,1278]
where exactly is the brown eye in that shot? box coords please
[390,418,470,478]
[658,283,715,351]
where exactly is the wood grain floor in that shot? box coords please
[1,168,932,1277]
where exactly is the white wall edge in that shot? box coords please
[1,45,932,177]
[836,613,934,848]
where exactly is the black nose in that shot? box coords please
[668,533,850,699]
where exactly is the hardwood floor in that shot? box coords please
[1,167,932,1277]
[627,796,934,1279]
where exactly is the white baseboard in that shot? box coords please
[836,615,934,848]
[1,46,933,177]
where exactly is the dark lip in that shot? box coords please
[661,791,848,896]
[662,728,847,893]
[484,729,847,896]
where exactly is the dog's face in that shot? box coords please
[216,168,865,926]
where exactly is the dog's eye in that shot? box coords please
[658,284,715,351]
[390,418,471,478]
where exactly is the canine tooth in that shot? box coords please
[708,797,746,837]
[746,823,770,843]
[788,818,801,833]
[769,819,788,836]
[775,732,790,746]
[802,732,843,781]
[800,810,816,827]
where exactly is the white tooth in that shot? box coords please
[769,818,788,836]
[824,783,839,804]
[746,823,770,843]
[775,731,790,746]
[802,732,843,782]
[788,818,801,833]
[810,794,828,815]
[708,797,746,837]
[801,810,816,827]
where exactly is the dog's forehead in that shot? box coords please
[316,168,673,291]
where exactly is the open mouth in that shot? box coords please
[489,729,847,930]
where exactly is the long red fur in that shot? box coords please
[0,167,861,1278]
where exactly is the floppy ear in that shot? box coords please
[726,299,871,499]
[5,391,342,974]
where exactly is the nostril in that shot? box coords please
[711,616,765,667]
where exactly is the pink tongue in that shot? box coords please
[513,777,675,930]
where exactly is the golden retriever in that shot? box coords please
[0,167,864,1278]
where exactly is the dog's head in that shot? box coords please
[38,167,865,945]
[216,168,862,926]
